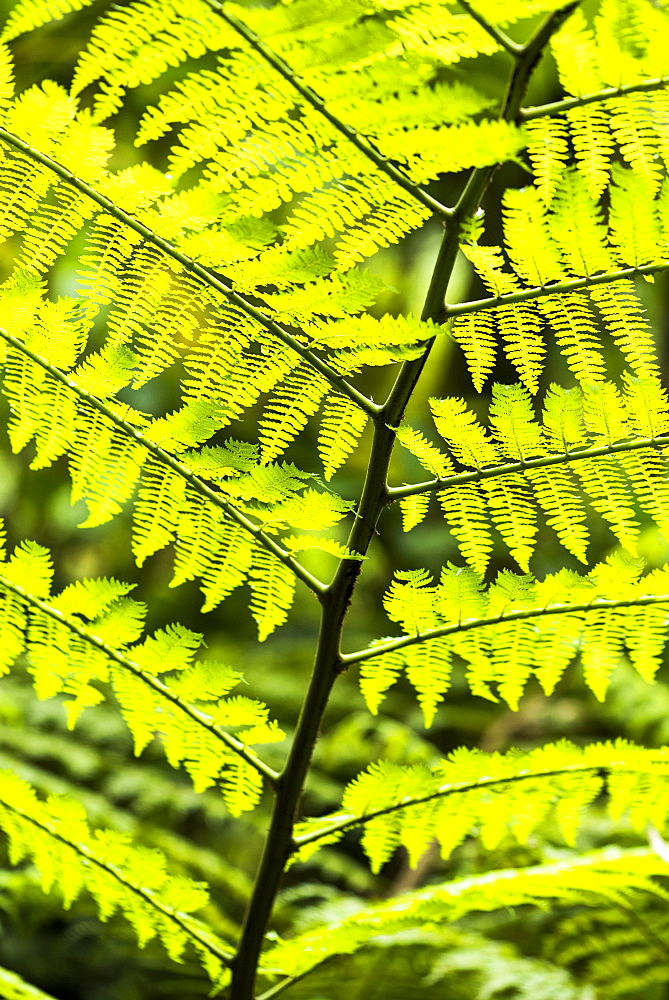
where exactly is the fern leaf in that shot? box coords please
[549,167,613,275]
[318,391,368,480]
[0,964,59,1000]
[488,383,546,461]
[480,475,538,572]
[608,164,665,269]
[0,770,230,981]
[71,0,234,122]
[359,643,404,715]
[526,467,590,563]
[538,293,606,383]
[170,491,223,590]
[259,364,330,464]
[132,461,187,567]
[266,846,669,979]
[623,373,669,437]
[450,310,497,392]
[608,96,665,192]
[438,484,493,577]
[589,280,659,378]
[1,0,98,40]
[200,520,254,613]
[71,426,146,530]
[502,187,564,286]
[399,493,431,531]
[396,424,453,478]
[526,116,570,205]
[567,106,615,200]
[404,636,452,727]
[249,547,296,641]
[430,396,499,469]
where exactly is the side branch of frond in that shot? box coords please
[0,570,281,786]
[455,0,522,55]
[206,1,453,221]
[291,759,665,848]
[341,594,669,665]
[388,434,669,500]
[521,75,669,121]
[0,327,327,598]
[445,262,669,317]
[0,797,233,966]
[0,127,378,419]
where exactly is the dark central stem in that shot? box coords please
[227,5,576,997]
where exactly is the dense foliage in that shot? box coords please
[2,0,669,997]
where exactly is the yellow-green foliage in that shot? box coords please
[1,0,669,997]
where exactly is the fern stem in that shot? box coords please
[445,261,669,316]
[341,593,669,666]
[0,327,327,599]
[206,1,453,221]
[0,572,281,786]
[455,0,523,55]
[0,797,234,967]
[388,434,669,500]
[229,591,347,998]
[0,128,377,418]
[521,75,669,121]
[228,11,575,996]
[292,757,669,848]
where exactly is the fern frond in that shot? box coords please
[318,392,368,480]
[0,770,231,983]
[608,95,665,191]
[588,280,659,378]
[1,0,98,40]
[567,106,615,199]
[200,520,255,613]
[345,557,669,713]
[396,425,453,478]
[0,539,281,799]
[502,187,564,286]
[430,395,499,469]
[294,741,669,867]
[71,0,235,123]
[438,484,493,577]
[538,292,607,382]
[525,116,570,205]
[398,493,431,532]
[259,364,330,464]
[0,964,59,1000]
[249,547,297,642]
[608,164,665,269]
[549,168,613,274]
[450,310,497,391]
[358,643,405,717]
[265,848,669,980]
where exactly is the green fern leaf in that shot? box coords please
[318,391,368,480]
[526,116,570,205]
[0,770,231,981]
[450,310,497,392]
[249,547,297,641]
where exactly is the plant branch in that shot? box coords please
[388,434,669,500]
[341,594,669,667]
[0,127,377,418]
[205,0,453,221]
[0,796,234,968]
[455,0,522,55]
[0,572,281,786]
[0,327,327,599]
[445,261,669,316]
[520,75,669,121]
[227,11,573,997]
[292,757,669,849]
